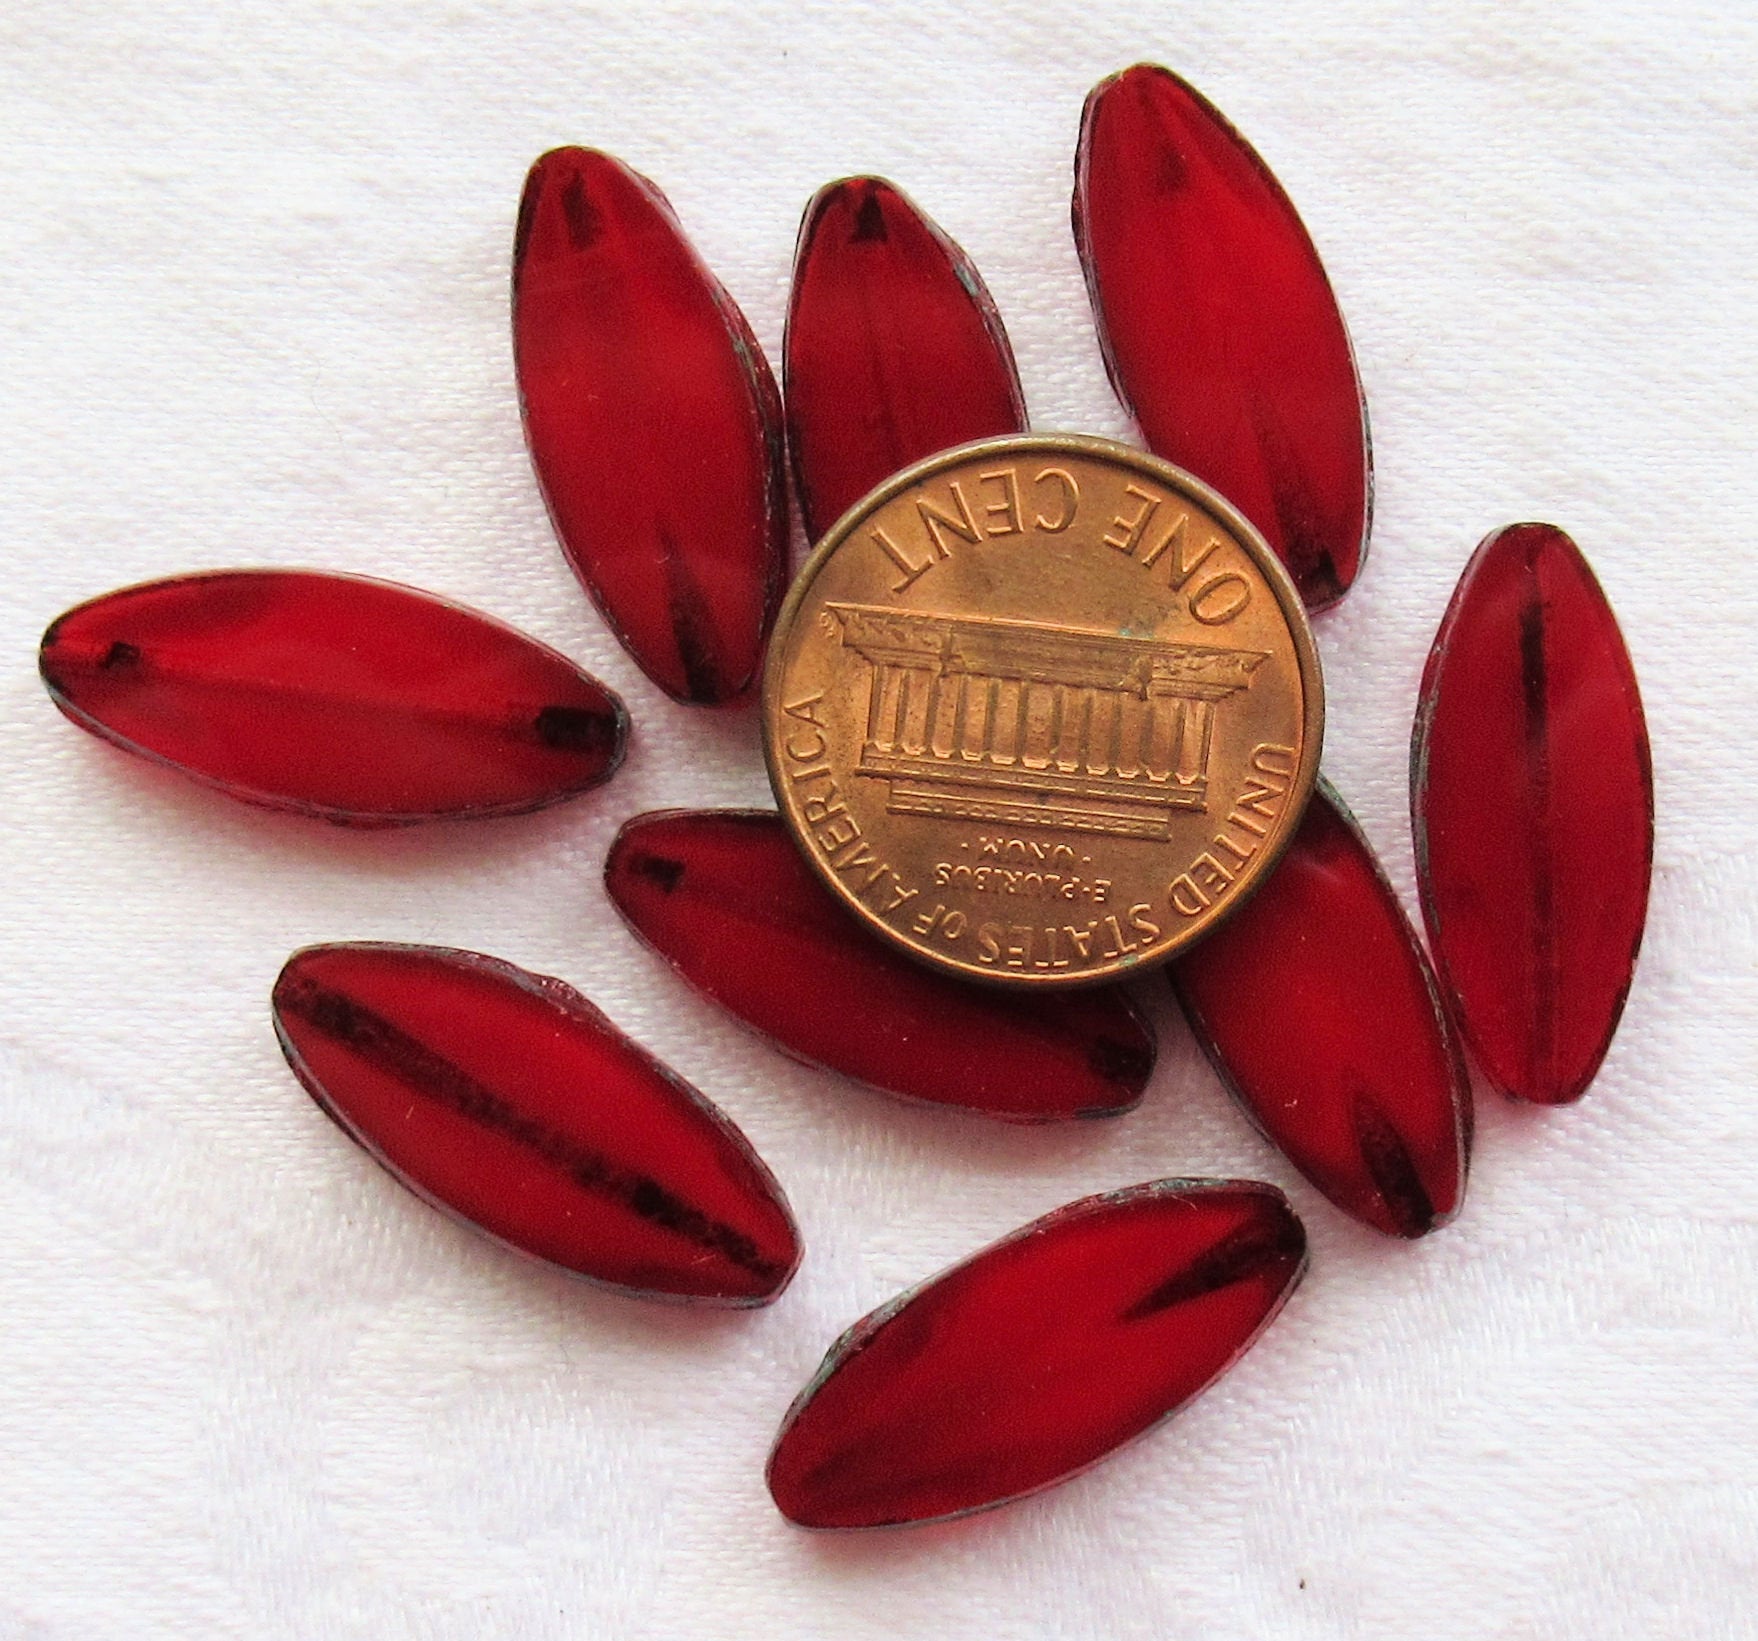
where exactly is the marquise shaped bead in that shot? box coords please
[603,809,1154,1121]
[272,943,801,1304]
[1168,781,1471,1238]
[1073,64,1369,609]
[784,176,1028,541]
[767,1178,1306,1528]
[39,570,627,825]
[1412,524,1653,1104]
[513,147,787,704]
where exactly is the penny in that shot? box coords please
[762,434,1323,986]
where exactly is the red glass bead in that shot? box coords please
[38,570,626,826]
[784,176,1027,541]
[1168,782,1470,1238]
[767,1178,1305,1528]
[1413,524,1652,1104]
[273,943,800,1304]
[1073,64,1369,609]
[603,809,1154,1121]
[513,147,787,704]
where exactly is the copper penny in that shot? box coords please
[762,434,1323,986]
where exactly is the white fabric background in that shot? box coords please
[2,2,1754,1636]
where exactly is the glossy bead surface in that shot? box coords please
[767,1178,1305,1528]
[1074,63,1368,609]
[1169,782,1469,1238]
[514,147,786,703]
[1413,524,1652,1104]
[603,809,1154,1121]
[784,176,1027,541]
[39,570,626,825]
[273,943,800,1304]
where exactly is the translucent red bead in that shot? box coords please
[514,147,787,703]
[1169,783,1470,1238]
[1413,524,1652,1103]
[767,1178,1306,1528]
[39,570,626,825]
[1074,63,1369,609]
[603,808,1155,1120]
[785,176,1027,540]
[273,943,800,1304]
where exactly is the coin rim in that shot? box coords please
[761,431,1326,988]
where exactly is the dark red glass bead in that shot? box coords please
[1073,64,1369,609]
[603,809,1154,1121]
[273,943,800,1304]
[1168,782,1469,1238]
[784,176,1027,541]
[39,570,626,825]
[767,1178,1305,1528]
[1413,524,1652,1104]
[513,147,786,704]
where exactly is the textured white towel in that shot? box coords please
[1,3,1753,1636]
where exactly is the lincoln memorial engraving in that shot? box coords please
[827,603,1265,841]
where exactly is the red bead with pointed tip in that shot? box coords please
[513,147,787,703]
[603,809,1154,1121]
[272,943,800,1304]
[785,176,1027,540]
[1074,64,1369,609]
[1169,782,1470,1238]
[39,570,626,825]
[1413,524,1652,1104]
[767,1178,1305,1528]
